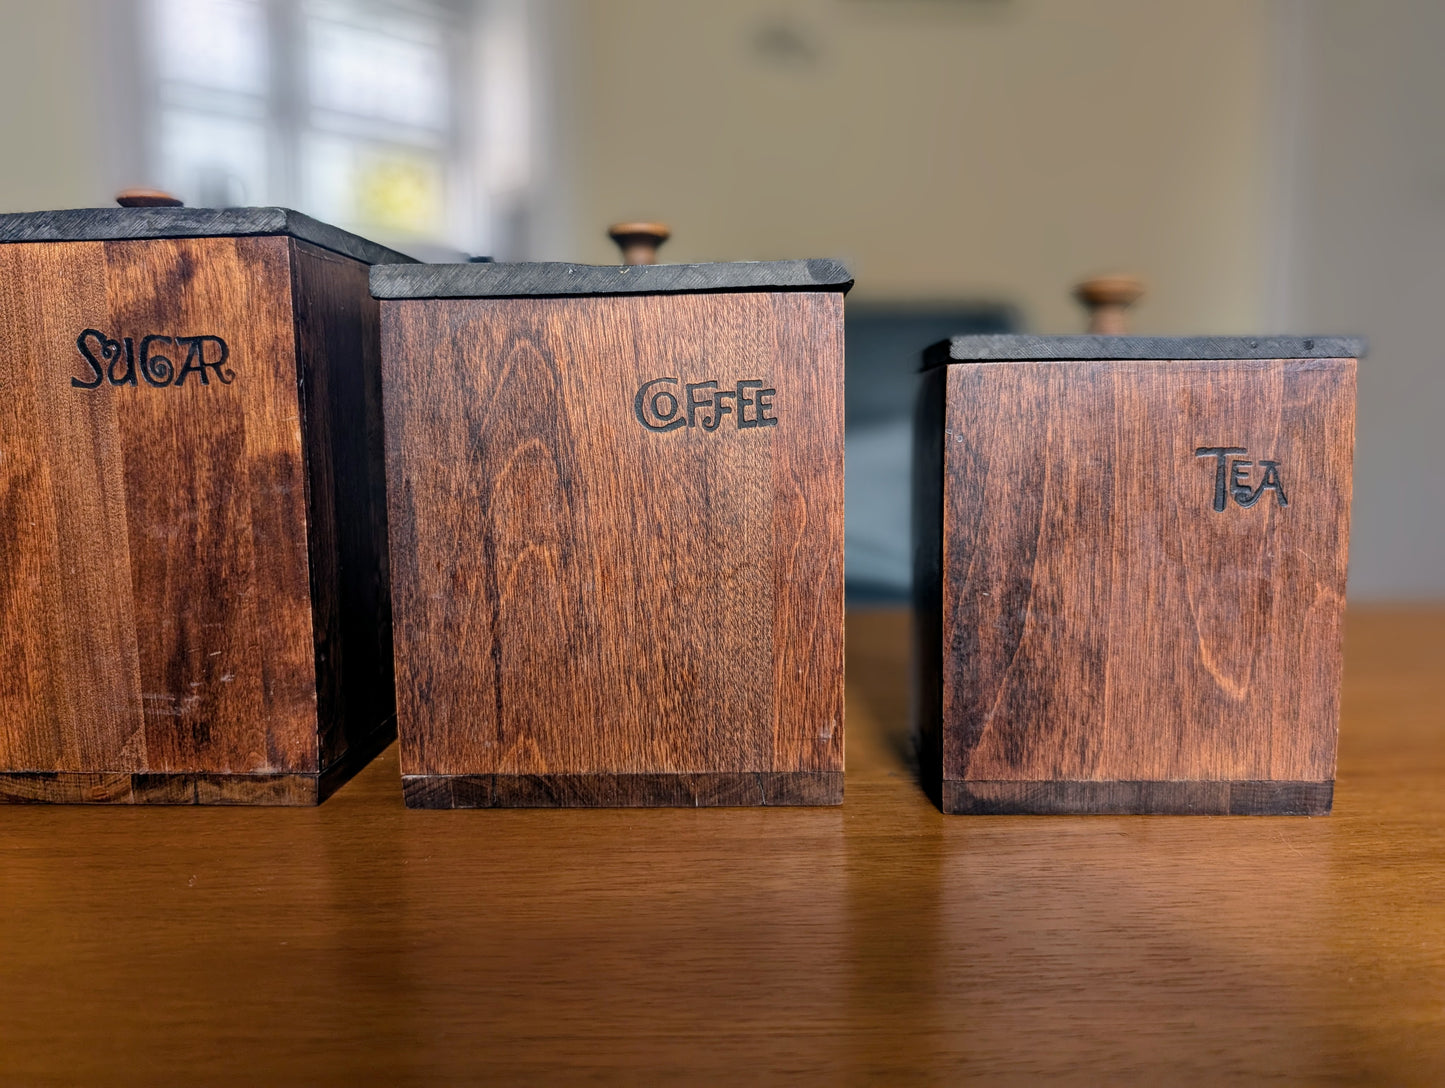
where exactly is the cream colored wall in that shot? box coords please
[0,0,1280,329]
[559,0,1275,335]
[0,1,112,213]
[1280,0,1445,599]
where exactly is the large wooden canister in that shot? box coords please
[372,257,850,807]
[914,334,1362,814]
[0,194,409,803]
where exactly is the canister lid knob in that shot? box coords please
[116,189,184,208]
[608,222,670,265]
[1074,274,1144,334]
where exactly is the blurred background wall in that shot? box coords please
[1,0,1439,601]
[555,0,1275,335]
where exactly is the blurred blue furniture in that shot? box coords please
[845,304,1017,605]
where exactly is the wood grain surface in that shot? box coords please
[0,606,1440,1085]
[107,237,318,775]
[289,241,396,776]
[918,357,1355,813]
[0,237,394,801]
[381,291,844,804]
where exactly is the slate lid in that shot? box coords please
[370,258,854,299]
[924,334,1366,368]
[0,206,416,266]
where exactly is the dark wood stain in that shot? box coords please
[382,290,844,805]
[916,356,1355,814]
[0,715,392,805]
[944,779,1334,816]
[910,365,946,809]
[0,236,395,802]
[0,242,144,773]
[401,771,843,809]
[289,240,396,775]
[104,237,315,773]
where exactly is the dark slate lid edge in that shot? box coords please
[0,207,416,265]
[369,258,853,299]
[277,209,416,265]
[923,334,1366,367]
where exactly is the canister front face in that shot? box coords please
[933,355,1355,813]
[380,291,845,786]
[0,237,321,784]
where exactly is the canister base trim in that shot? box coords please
[0,718,395,806]
[402,771,843,809]
[943,779,1333,816]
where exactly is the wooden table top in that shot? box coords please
[2,606,1442,1085]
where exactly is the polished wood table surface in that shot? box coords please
[2,607,1442,1085]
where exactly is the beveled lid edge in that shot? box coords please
[0,207,417,265]
[370,258,854,299]
[924,334,1367,367]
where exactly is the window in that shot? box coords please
[139,0,523,256]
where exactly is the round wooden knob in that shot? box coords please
[116,189,183,208]
[608,222,670,265]
[1074,274,1144,334]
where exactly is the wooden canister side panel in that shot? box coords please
[287,240,396,773]
[384,292,844,778]
[942,358,1353,786]
[103,236,318,774]
[1100,361,1283,780]
[0,242,146,773]
[937,363,1063,782]
[1264,359,1355,782]
[911,365,949,808]
[383,296,600,776]
[768,292,846,772]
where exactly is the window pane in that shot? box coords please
[154,0,269,95]
[159,111,269,207]
[303,134,445,238]
[304,1,450,131]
